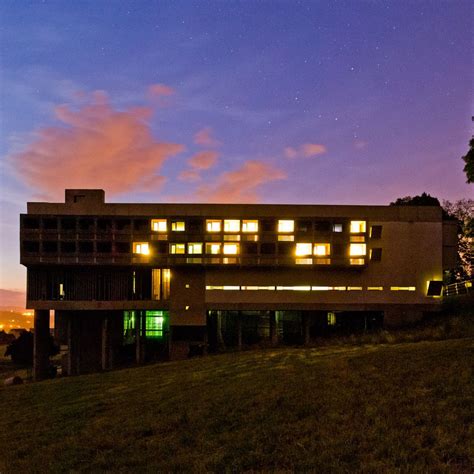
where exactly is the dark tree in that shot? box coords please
[4,330,59,366]
[390,192,441,207]
[461,137,474,184]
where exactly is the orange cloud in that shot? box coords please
[188,151,219,170]
[10,92,184,197]
[194,127,220,147]
[196,160,286,203]
[148,83,175,97]
[285,143,327,159]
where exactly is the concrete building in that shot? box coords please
[21,189,457,380]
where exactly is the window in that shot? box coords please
[133,242,150,255]
[162,269,170,299]
[350,236,365,242]
[146,310,167,339]
[170,243,185,254]
[314,243,330,256]
[314,258,331,265]
[188,243,203,254]
[327,312,336,326]
[350,258,365,265]
[333,223,343,233]
[347,286,363,290]
[171,221,185,232]
[205,243,221,254]
[296,243,312,256]
[151,219,167,232]
[350,221,366,233]
[370,248,382,261]
[278,235,294,241]
[427,281,443,296]
[370,225,382,239]
[224,220,240,232]
[223,234,240,241]
[278,220,294,233]
[390,286,416,291]
[242,220,259,232]
[276,286,311,291]
[368,286,383,291]
[312,286,332,291]
[223,243,239,255]
[206,220,221,232]
[349,243,367,256]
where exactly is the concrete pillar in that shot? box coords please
[67,313,79,376]
[33,310,50,381]
[101,315,111,370]
[269,311,278,345]
[302,313,310,345]
[236,311,242,350]
[135,311,145,364]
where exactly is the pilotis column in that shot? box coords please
[33,310,50,381]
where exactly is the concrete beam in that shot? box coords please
[33,310,50,381]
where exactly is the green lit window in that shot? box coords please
[146,310,165,339]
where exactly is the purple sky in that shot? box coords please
[0,1,472,295]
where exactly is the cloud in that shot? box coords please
[354,140,368,150]
[188,151,219,170]
[148,83,175,97]
[284,143,327,159]
[195,160,286,203]
[8,91,184,198]
[194,127,220,147]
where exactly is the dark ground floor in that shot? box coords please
[32,307,427,380]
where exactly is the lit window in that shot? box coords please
[223,234,240,241]
[390,286,416,291]
[223,243,239,255]
[327,312,336,326]
[171,221,185,232]
[133,242,150,255]
[296,243,312,256]
[350,221,366,233]
[242,220,259,232]
[151,219,167,232]
[278,235,294,241]
[312,286,333,291]
[205,243,221,254]
[224,220,240,232]
[296,258,312,265]
[367,287,384,291]
[350,236,365,243]
[278,220,294,233]
[315,258,331,265]
[187,243,203,254]
[349,243,367,256]
[334,286,346,291]
[241,286,276,290]
[223,286,240,290]
[206,220,222,232]
[170,243,185,254]
[347,286,363,291]
[206,286,224,290]
[276,286,311,291]
[350,258,365,265]
[333,223,343,232]
[313,243,330,256]
[145,311,166,339]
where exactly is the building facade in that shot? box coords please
[21,190,457,379]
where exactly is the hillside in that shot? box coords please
[1,338,473,472]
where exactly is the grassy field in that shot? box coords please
[1,337,473,472]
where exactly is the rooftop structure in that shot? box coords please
[21,189,457,380]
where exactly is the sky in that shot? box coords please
[0,0,472,297]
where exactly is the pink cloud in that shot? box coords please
[195,160,286,203]
[9,92,184,198]
[148,83,175,97]
[285,143,327,159]
[194,127,220,147]
[188,151,219,170]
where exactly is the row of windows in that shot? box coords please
[24,216,381,237]
[206,285,416,291]
[134,242,373,258]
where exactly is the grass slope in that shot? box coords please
[1,338,473,472]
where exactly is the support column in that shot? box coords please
[33,309,50,381]
[302,313,310,345]
[269,311,278,346]
[67,313,79,376]
[236,311,242,350]
[101,315,110,370]
[135,311,145,364]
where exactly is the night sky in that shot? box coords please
[0,1,472,295]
